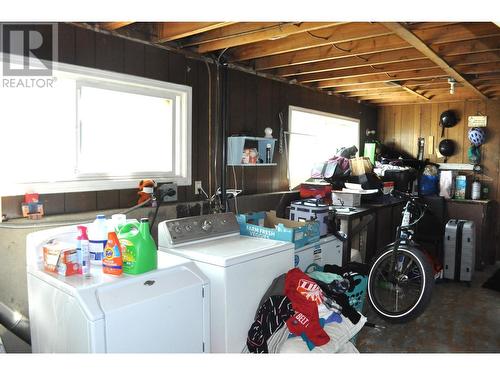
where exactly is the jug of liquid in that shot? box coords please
[118,218,158,275]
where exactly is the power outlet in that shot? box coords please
[194,181,203,195]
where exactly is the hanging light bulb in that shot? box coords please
[448,77,457,94]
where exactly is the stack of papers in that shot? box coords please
[343,183,379,194]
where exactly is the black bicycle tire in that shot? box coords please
[367,245,434,323]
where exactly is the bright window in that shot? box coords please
[0,54,191,196]
[288,106,359,189]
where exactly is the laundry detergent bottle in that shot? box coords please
[102,228,123,276]
[118,218,158,275]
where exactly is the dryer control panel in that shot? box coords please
[158,212,240,247]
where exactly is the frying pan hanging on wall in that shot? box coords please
[438,139,456,163]
[439,110,458,137]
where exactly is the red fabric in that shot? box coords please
[285,268,330,347]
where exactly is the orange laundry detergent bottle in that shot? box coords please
[102,227,123,276]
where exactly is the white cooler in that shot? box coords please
[289,199,330,236]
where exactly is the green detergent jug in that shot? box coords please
[118,218,158,275]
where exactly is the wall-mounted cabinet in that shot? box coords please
[227,136,277,166]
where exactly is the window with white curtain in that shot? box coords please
[0,54,191,196]
[288,106,359,189]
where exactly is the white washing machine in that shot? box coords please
[158,212,294,353]
[294,235,343,271]
[26,224,210,353]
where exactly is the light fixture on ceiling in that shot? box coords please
[448,77,457,94]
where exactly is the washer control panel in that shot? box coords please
[158,212,240,247]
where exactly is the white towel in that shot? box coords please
[279,314,366,353]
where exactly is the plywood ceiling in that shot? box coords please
[88,22,500,106]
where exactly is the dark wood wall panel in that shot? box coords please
[95,33,124,72]
[74,27,96,68]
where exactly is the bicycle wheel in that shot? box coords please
[367,246,434,323]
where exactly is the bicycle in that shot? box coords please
[328,190,434,323]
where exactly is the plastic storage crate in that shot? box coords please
[346,274,368,313]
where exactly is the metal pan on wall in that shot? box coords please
[439,110,458,138]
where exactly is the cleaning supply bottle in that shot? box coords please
[102,226,123,276]
[76,225,91,277]
[88,214,108,265]
[118,218,158,275]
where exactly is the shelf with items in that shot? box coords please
[227,136,277,166]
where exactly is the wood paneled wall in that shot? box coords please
[378,100,500,257]
[0,23,377,218]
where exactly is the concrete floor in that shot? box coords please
[357,263,500,353]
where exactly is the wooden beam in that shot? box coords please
[273,48,425,77]
[99,22,134,30]
[456,62,500,75]
[155,22,235,43]
[469,73,500,82]
[297,59,436,84]
[433,36,500,57]
[381,22,489,100]
[345,87,410,97]
[357,91,421,100]
[386,81,430,101]
[181,22,279,47]
[334,82,407,93]
[370,91,482,104]
[192,22,343,53]
[254,34,411,71]
[445,51,500,66]
[412,23,500,45]
[228,23,393,62]
[316,68,448,89]
[407,22,460,31]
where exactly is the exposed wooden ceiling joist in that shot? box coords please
[316,68,448,89]
[99,22,134,31]
[180,22,279,47]
[370,91,482,104]
[333,82,407,93]
[445,51,500,66]
[412,23,500,45]
[406,22,461,31]
[457,62,500,75]
[254,34,411,71]
[155,22,235,43]
[381,22,489,100]
[386,81,430,101]
[296,59,437,84]
[433,36,500,56]
[191,22,343,53]
[272,48,425,77]
[345,87,410,97]
[228,22,393,62]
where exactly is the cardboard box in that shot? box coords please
[21,202,44,218]
[237,210,320,249]
[350,157,373,177]
[43,241,81,276]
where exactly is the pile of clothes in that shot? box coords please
[243,262,368,354]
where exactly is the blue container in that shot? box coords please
[419,174,439,196]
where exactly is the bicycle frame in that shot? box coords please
[387,196,426,281]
